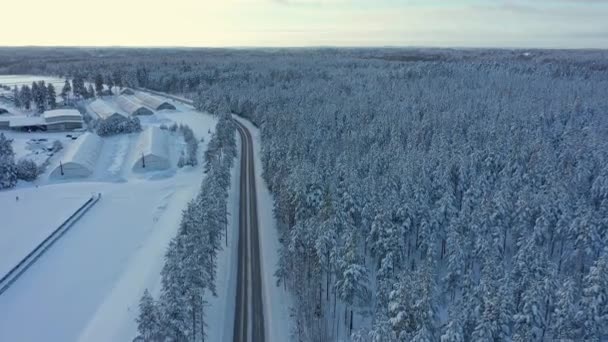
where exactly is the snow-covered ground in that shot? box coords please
[0,185,89,278]
[0,88,219,342]
[0,75,67,91]
[3,131,77,167]
[204,131,240,342]
[0,83,290,342]
[235,116,293,342]
[0,180,195,342]
[79,118,239,342]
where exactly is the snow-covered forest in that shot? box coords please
[136,113,237,341]
[6,48,608,341]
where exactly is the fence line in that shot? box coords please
[0,193,102,296]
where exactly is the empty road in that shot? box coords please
[134,89,267,341]
[234,121,266,342]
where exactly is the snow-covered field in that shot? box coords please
[0,75,67,90]
[0,88,219,342]
[0,84,290,341]
[4,131,76,167]
[0,185,89,278]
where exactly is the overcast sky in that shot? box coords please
[3,0,607,48]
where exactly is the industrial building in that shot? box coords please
[132,127,171,171]
[116,96,153,116]
[50,132,103,178]
[134,92,176,111]
[89,99,128,121]
[0,109,83,131]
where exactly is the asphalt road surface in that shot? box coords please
[234,121,265,342]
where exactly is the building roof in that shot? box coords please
[43,109,83,120]
[137,126,168,158]
[116,96,153,115]
[89,99,127,120]
[59,132,103,173]
[134,92,176,111]
[133,127,170,170]
[0,111,83,130]
[9,116,45,128]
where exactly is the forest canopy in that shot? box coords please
[4,47,607,341]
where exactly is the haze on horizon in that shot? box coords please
[2,0,608,48]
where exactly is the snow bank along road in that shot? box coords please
[234,121,266,342]
[142,88,270,341]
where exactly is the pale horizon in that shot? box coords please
[2,0,608,49]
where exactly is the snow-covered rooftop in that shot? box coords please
[57,132,103,173]
[137,126,168,158]
[43,109,82,120]
[9,116,45,128]
[89,99,127,120]
[0,110,82,130]
[0,115,14,124]
[116,96,153,116]
[134,92,176,111]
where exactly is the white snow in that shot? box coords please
[0,185,90,278]
[3,131,76,167]
[204,130,240,342]
[106,135,132,176]
[74,180,199,342]
[234,116,293,342]
[50,133,103,179]
[118,88,286,342]
[0,85,283,342]
[0,181,179,342]
[0,75,67,91]
[8,115,45,128]
[134,92,176,111]
[132,127,170,172]
[89,99,127,120]
[116,95,153,116]
[43,109,82,121]
[0,86,219,342]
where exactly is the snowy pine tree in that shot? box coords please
[577,248,608,341]
[13,85,21,108]
[550,278,579,340]
[20,85,31,110]
[46,83,57,109]
[95,73,104,96]
[0,133,17,189]
[61,79,71,105]
[136,289,162,341]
